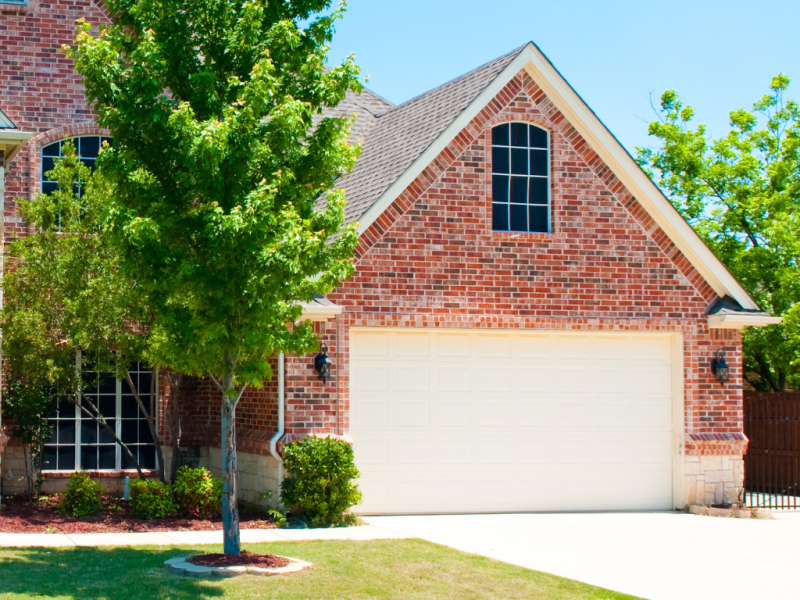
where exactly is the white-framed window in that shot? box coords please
[0,1,29,5]
[491,122,550,233]
[42,363,157,472]
[41,136,112,196]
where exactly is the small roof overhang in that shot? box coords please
[706,296,783,329]
[298,296,343,322]
[0,128,33,170]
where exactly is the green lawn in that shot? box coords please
[0,539,640,600]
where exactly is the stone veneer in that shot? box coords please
[685,455,745,506]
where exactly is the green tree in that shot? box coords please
[637,76,800,391]
[67,1,361,553]
[1,142,165,479]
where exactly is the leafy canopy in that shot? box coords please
[637,76,800,390]
[66,0,363,387]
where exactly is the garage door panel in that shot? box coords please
[351,330,675,514]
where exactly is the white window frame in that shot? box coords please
[490,121,551,233]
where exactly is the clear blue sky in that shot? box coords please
[327,0,799,153]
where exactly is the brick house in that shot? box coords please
[0,1,781,512]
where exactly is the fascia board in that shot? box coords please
[299,303,343,322]
[707,313,783,329]
[356,43,759,310]
[520,47,759,310]
[0,130,34,168]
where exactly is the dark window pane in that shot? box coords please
[122,449,137,470]
[81,447,98,470]
[492,146,509,174]
[81,158,96,173]
[47,423,58,445]
[98,420,116,444]
[99,374,116,394]
[492,124,509,146]
[530,150,547,176]
[510,177,527,204]
[79,136,100,158]
[492,175,509,203]
[58,446,76,471]
[42,181,58,195]
[511,123,528,147]
[529,178,548,205]
[139,445,156,470]
[121,419,138,443]
[58,400,73,418]
[42,156,56,179]
[139,423,154,445]
[492,203,509,231]
[42,446,57,471]
[511,148,528,175]
[42,141,61,157]
[58,420,75,445]
[529,206,548,232]
[530,125,548,149]
[99,396,116,418]
[101,137,113,147]
[121,396,139,419]
[81,420,98,444]
[139,373,152,395]
[510,203,528,232]
[98,446,115,470]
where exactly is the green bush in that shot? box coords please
[281,436,362,526]
[173,466,222,519]
[56,472,103,517]
[129,478,176,519]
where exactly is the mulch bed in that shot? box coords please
[0,495,278,534]
[189,551,290,568]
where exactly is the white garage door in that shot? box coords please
[350,329,676,514]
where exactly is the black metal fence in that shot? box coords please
[743,391,800,509]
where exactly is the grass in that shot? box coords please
[0,539,640,600]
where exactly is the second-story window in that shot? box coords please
[41,136,112,196]
[491,123,549,233]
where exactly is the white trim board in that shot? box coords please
[356,43,759,312]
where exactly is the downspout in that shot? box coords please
[268,352,285,499]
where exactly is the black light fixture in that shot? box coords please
[711,349,730,385]
[314,343,332,383]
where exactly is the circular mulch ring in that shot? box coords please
[165,554,312,578]
[190,551,290,569]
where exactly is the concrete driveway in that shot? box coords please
[365,512,800,600]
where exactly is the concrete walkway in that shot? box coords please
[0,525,409,547]
[365,512,800,600]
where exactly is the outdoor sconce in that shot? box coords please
[711,349,730,385]
[314,343,332,383]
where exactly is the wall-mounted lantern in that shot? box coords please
[711,349,730,385]
[314,343,332,383]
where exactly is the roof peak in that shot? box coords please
[0,106,18,130]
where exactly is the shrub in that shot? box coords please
[129,478,176,519]
[173,466,222,519]
[56,472,103,517]
[281,436,362,526]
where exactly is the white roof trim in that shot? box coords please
[708,313,783,329]
[356,43,759,310]
[0,130,34,170]
[299,302,343,322]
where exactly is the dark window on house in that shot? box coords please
[0,0,29,5]
[42,363,156,472]
[491,123,549,233]
[41,136,112,197]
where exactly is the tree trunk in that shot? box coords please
[125,370,166,483]
[167,372,182,484]
[221,361,241,555]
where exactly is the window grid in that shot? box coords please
[491,122,550,233]
[42,363,157,472]
[41,136,112,197]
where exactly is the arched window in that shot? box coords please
[41,136,112,195]
[491,123,549,233]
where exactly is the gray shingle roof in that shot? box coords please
[323,45,526,225]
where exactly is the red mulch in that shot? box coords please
[0,495,278,534]
[190,551,290,568]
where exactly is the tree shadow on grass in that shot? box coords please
[0,546,225,600]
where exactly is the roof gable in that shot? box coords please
[334,43,759,311]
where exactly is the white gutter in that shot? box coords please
[707,313,784,329]
[268,352,285,499]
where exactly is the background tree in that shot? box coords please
[637,76,800,390]
[1,143,166,480]
[67,0,362,554]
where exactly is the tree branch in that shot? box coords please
[125,369,166,483]
[208,373,224,393]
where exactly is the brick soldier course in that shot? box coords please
[0,1,780,509]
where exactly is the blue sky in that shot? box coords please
[327,0,799,153]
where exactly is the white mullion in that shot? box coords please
[116,376,122,471]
